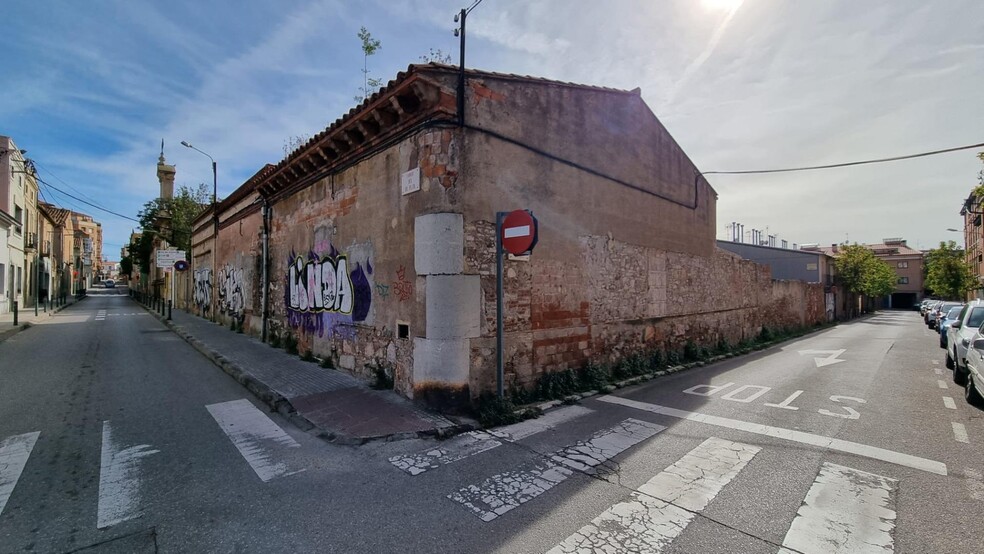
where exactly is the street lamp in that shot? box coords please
[180,141,217,205]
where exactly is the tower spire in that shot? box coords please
[159,138,165,163]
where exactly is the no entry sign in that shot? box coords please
[500,210,538,255]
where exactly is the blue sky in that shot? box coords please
[3,0,983,257]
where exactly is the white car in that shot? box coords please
[959,332,984,407]
[947,300,984,372]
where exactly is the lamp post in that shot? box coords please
[180,141,217,206]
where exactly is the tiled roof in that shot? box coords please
[259,63,640,197]
[39,202,71,227]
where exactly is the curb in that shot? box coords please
[0,299,81,343]
[136,298,470,445]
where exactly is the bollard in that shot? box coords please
[167,300,172,320]
[12,300,17,326]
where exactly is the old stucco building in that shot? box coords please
[187,64,824,408]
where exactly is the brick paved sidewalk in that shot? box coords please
[0,296,80,342]
[157,301,468,443]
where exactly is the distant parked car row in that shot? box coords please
[923,298,984,408]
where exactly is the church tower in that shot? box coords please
[157,139,175,200]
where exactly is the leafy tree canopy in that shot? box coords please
[833,244,897,297]
[129,184,210,274]
[925,240,975,300]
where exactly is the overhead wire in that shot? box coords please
[36,176,140,223]
[704,141,984,176]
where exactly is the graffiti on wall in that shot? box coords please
[218,265,246,316]
[392,265,413,301]
[194,269,212,314]
[285,246,373,338]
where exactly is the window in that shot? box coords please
[0,264,5,297]
[897,276,909,284]
[13,206,22,235]
[897,261,908,268]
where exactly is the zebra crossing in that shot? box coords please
[386,406,916,553]
[0,398,304,531]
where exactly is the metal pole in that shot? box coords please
[457,8,466,126]
[495,210,505,398]
[12,300,17,326]
[34,257,39,316]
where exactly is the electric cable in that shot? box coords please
[704,141,984,175]
[36,176,140,223]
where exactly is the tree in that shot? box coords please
[120,255,133,277]
[356,26,382,102]
[420,48,452,64]
[833,244,897,305]
[925,241,975,300]
[131,184,211,275]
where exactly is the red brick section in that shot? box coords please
[531,260,591,374]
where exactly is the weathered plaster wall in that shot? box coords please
[264,128,460,397]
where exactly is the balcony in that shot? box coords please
[24,232,38,252]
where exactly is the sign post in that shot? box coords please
[495,209,539,398]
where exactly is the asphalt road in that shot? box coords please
[1,295,980,553]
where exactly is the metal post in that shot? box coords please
[12,300,17,326]
[457,8,466,127]
[495,210,506,398]
[167,300,172,320]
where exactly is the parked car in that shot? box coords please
[958,332,984,407]
[104,279,115,288]
[920,299,936,316]
[925,300,943,324]
[946,300,984,372]
[939,305,964,348]
[929,302,962,330]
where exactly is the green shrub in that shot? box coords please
[284,334,299,355]
[371,364,394,390]
[319,356,334,369]
[300,350,315,362]
[714,339,731,355]
[269,333,282,349]
[758,326,774,343]
[535,369,579,400]
[683,341,700,362]
[477,394,525,427]
[577,364,609,390]
[649,349,664,369]
[666,350,682,366]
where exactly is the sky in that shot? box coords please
[3,0,983,258]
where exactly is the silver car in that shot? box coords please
[959,332,984,407]
[947,300,984,372]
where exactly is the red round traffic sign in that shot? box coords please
[501,210,538,256]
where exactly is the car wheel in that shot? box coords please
[940,336,947,349]
[966,375,984,408]
[946,350,955,369]
[954,359,969,386]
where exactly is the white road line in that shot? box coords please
[546,437,759,553]
[932,360,939,365]
[491,405,594,441]
[448,419,664,521]
[97,421,159,528]
[0,431,41,518]
[206,399,303,482]
[937,380,948,389]
[943,396,957,410]
[390,405,594,476]
[934,368,943,375]
[952,422,969,444]
[778,462,897,554]
[390,431,503,476]
[598,396,947,475]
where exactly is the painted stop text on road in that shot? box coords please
[682,382,867,420]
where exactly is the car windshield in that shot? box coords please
[946,306,962,319]
[968,307,984,328]
[941,303,961,312]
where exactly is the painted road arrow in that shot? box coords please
[797,349,847,367]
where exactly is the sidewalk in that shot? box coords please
[0,296,80,342]
[141,298,472,444]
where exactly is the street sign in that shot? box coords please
[156,249,184,268]
[500,210,538,256]
[174,260,189,271]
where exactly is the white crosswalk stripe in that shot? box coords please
[447,418,664,522]
[546,437,760,553]
[389,405,594,476]
[206,398,305,482]
[95,310,107,321]
[97,421,159,528]
[0,431,41,518]
[778,463,897,554]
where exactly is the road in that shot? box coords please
[1,295,981,553]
